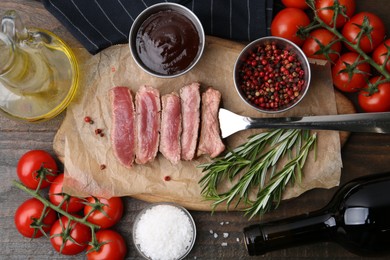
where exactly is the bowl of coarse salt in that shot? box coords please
[133,202,196,260]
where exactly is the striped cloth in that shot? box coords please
[43,0,274,55]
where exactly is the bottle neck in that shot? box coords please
[243,210,336,256]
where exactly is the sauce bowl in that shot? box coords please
[129,3,205,78]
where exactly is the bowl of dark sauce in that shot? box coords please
[129,3,205,78]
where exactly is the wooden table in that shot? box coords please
[1,1,390,259]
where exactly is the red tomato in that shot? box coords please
[50,215,91,255]
[86,230,127,260]
[358,76,390,112]
[49,173,85,213]
[315,0,356,28]
[342,12,386,53]
[302,29,342,62]
[282,0,308,9]
[17,150,58,190]
[372,39,390,73]
[84,197,123,229]
[332,52,371,92]
[14,198,57,238]
[270,8,310,46]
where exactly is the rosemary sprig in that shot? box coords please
[198,129,317,218]
[244,132,317,218]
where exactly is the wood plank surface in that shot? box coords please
[1,1,390,259]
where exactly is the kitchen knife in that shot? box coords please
[219,108,390,138]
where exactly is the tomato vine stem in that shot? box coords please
[304,0,390,87]
[13,180,100,238]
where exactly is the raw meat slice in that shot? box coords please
[110,86,136,168]
[135,85,161,164]
[197,87,225,158]
[180,83,200,161]
[159,92,182,164]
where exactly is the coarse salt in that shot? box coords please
[134,204,195,260]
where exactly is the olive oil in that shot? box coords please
[0,10,79,122]
[0,29,78,122]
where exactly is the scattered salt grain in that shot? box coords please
[213,233,218,238]
[134,204,195,260]
[220,221,224,225]
[236,237,240,242]
[209,229,214,234]
[223,233,229,238]
[221,242,228,247]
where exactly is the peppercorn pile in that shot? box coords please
[237,42,306,110]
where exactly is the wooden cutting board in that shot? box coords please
[53,36,355,210]
[54,92,353,208]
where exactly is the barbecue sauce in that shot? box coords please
[136,10,200,75]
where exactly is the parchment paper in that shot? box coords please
[58,36,343,210]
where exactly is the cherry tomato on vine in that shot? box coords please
[315,0,356,28]
[50,215,91,255]
[332,52,371,92]
[84,196,123,229]
[17,150,58,190]
[270,8,310,46]
[86,230,127,260]
[281,0,308,9]
[358,76,390,112]
[49,173,85,213]
[342,12,386,53]
[372,39,390,73]
[302,29,342,62]
[14,198,57,238]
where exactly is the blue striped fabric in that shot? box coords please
[43,0,274,54]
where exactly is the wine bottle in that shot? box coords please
[243,173,390,256]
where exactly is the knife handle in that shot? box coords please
[247,112,390,134]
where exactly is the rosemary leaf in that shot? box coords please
[198,129,317,218]
[244,132,317,218]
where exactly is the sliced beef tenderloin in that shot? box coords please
[197,87,225,158]
[159,92,182,164]
[110,86,136,168]
[180,83,201,161]
[135,85,161,164]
